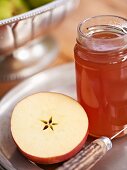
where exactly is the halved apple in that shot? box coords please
[11,92,88,164]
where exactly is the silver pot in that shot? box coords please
[0,0,79,80]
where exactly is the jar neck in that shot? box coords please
[77,31,127,53]
[75,40,127,64]
[77,15,127,53]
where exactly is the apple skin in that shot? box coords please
[16,130,88,164]
[27,0,53,8]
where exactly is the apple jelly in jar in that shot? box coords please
[74,15,127,137]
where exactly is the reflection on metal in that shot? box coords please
[0,36,58,81]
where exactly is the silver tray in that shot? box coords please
[0,63,127,170]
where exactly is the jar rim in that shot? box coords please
[78,15,127,42]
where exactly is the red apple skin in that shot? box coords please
[15,130,88,164]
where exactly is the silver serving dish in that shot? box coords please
[0,0,79,56]
[0,63,127,170]
[0,0,79,80]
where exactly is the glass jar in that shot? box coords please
[74,15,127,137]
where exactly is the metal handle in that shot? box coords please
[57,137,112,170]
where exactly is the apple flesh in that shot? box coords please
[11,92,88,164]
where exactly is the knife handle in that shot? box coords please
[57,137,112,170]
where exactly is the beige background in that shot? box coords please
[52,0,127,65]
